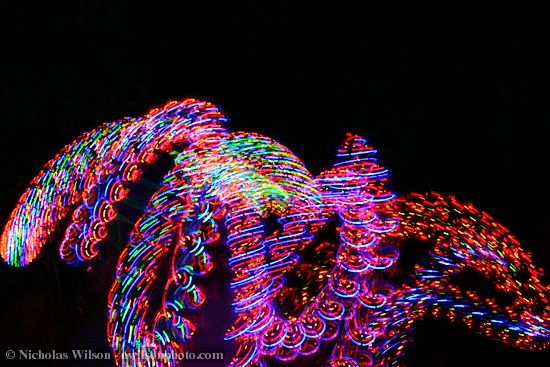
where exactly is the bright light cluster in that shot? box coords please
[1,99,549,367]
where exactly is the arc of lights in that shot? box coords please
[2,99,549,367]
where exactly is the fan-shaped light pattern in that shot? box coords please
[1,99,549,367]
[1,99,227,266]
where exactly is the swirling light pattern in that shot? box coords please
[2,98,549,367]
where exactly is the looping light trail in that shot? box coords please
[2,98,549,366]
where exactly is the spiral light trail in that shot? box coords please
[2,99,549,366]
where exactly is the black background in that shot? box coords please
[1,1,550,366]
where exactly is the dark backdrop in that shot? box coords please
[1,2,549,366]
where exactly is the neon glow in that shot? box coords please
[2,98,549,366]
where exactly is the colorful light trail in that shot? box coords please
[2,99,549,366]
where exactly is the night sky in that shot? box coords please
[1,2,550,366]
